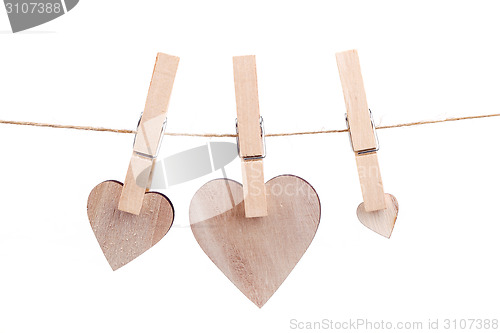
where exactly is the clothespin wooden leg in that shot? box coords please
[336,49,386,212]
[118,53,179,215]
[241,159,267,217]
[233,55,268,218]
[119,154,155,214]
[355,153,386,211]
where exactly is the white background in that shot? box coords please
[1,1,499,332]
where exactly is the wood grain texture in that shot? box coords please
[241,159,267,217]
[119,53,179,215]
[233,55,267,217]
[133,53,179,156]
[336,49,377,152]
[88,180,174,270]
[357,193,398,238]
[118,154,154,215]
[190,175,321,308]
[233,55,263,157]
[355,153,387,211]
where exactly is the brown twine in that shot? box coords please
[1,113,499,138]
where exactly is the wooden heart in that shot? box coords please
[356,193,398,238]
[87,180,174,270]
[189,175,321,308]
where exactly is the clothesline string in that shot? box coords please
[0,113,499,138]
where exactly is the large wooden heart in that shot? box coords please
[189,175,321,308]
[87,180,174,270]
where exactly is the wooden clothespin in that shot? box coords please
[233,55,267,218]
[118,53,180,215]
[336,50,386,212]
[336,49,399,238]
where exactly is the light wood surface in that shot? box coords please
[134,53,179,156]
[336,49,387,212]
[88,180,174,270]
[241,160,267,217]
[118,154,154,216]
[233,55,264,157]
[233,55,267,217]
[336,49,377,152]
[355,153,386,211]
[190,175,320,308]
[357,193,398,238]
[118,53,179,215]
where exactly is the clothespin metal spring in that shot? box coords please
[345,109,379,155]
[236,116,266,160]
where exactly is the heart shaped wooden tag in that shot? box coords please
[190,175,320,308]
[356,193,398,238]
[87,180,174,270]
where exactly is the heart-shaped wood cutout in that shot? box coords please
[190,175,321,308]
[356,193,398,238]
[87,180,174,270]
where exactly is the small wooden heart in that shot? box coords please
[356,193,398,238]
[190,175,321,308]
[87,180,174,270]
